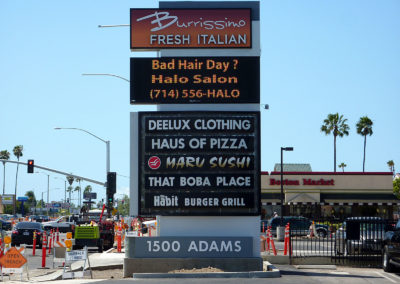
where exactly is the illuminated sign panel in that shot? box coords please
[130,57,259,104]
[138,111,260,216]
[130,9,252,49]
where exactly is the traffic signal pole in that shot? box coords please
[0,159,104,186]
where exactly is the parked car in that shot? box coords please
[36,215,50,222]
[263,216,329,238]
[11,221,43,247]
[42,215,74,233]
[335,217,385,256]
[382,219,400,272]
[0,219,12,231]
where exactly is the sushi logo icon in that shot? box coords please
[148,156,161,170]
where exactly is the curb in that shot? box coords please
[295,265,337,270]
[105,247,115,253]
[133,270,280,279]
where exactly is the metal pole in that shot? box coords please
[280,148,284,226]
[106,141,110,175]
[47,175,50,216]
[64,181,66,204]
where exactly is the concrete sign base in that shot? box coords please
[123,257,263,277]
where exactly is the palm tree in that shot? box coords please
[66,175,74,188]
[66,185,73,213]
[356,116,373,172]
[74,186,81,207]
[83,185,92,209]
[338,162,347,172]
[83,185,92,196]
[66,175,74,212]
[321,113,350,172]
[387,160,395,176]
[76,178,82,207]
[12,145,23,215]
[0,150,10,195]
[66,185,73,201]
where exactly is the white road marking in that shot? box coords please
[329,271,350,275]
[385,272,400,281]
[374,271,397,283]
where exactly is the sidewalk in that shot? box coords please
[29,250,125,282]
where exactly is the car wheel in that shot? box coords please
[383,246,394,272]
[317,230,327,238]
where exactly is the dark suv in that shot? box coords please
[262,216,329,238]
[382,219,400,272]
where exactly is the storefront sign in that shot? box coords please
[130,57,259,104]
[1,194,14,205]
[130,9,251,49]
[269,178,335,186]
[138,112,260,216]
[127,236,253,258]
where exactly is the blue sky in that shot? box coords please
[1,0,399,206]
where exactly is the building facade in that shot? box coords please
[261,171,399,220]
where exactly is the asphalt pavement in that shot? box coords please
[2,245,400,283]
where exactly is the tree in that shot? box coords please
[321,113,350,172]
[76,178,82,207]
[12,145,23,215]
[356,116,373,172]
[25,190,36,214]
[0,150,10,195]
[25,190,36,206]
[393,178,400,199]
[74,186,81,208]
[66,175,74,186]
[83,185,92,196]
[66,175,74,212]
[338,162,347,172]
[117,194,130,216]
[387,160,395,176]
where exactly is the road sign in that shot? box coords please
[1,194,14,205]
[0,247,27,268]
[17,196,28,201]
[83,192,97,200]
[65,249,87,263]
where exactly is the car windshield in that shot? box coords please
[16,222,42,230]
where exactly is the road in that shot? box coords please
[46,265,400,284]
[7,242,400,284]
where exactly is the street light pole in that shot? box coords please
[82,73,130,83]
[280,147,294,226]
[54,127,110,176]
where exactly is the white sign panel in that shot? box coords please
[65,250,87,263]
[2,267,23,274]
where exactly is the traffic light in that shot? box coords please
[106,172,116,207]
[27,159,34,173]
[107,172,116,195]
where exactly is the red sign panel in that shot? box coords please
[130,9,252,49]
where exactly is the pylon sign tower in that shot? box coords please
[128,1,262,271]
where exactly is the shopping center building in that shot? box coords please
[261,164,399,220]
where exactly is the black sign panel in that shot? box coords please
[131,57,260,104]
[138,111,260,216]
